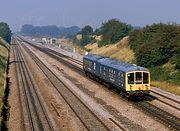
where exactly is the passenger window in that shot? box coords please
[103,71,106,76]
[94,63,96,70]
[143,72,149,84]
[118,72,121,79]
[136,72,142,84]
[128,73,134,84]
[121,73,123,77]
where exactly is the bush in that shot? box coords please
[79,25,93,35]
[150,65,174,82]
[0,22,12,43]
[73,35,95,47]
[80,35,94,46]
[129,23,180,68]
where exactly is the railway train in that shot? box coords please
[83,54,150,96]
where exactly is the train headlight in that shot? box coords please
[130,85,132,91]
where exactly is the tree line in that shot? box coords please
[0,22,12,43]
[21,24,80,37]
[74,19,131,47]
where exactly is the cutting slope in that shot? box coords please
[85,36,135,63]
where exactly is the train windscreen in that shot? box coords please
[136,72,142,84]
[143,72,149,84]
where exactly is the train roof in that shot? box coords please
[98,58,149,72]
[83,54,105,61]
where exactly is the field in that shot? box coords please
[0,38,9,125]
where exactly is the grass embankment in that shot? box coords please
[0,38,9,126]
[84,36,180,96]
[85,36,134,63]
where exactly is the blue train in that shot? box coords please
[83,54,150,96]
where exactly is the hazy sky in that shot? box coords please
[0,0,180,32]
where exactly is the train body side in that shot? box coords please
[83,54,150,96]
[98,58,126,92]
[83,54,103,77]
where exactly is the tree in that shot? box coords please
[75,25,94,46]
[0,22,12,43]
[98,19,132,47]
[80,35,93,46]
[21,24,80,37]
[80,25,93,35]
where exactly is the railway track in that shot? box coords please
[134,100,180,130]
[21,42,113,130]
[151,90,180,104]
[43,48,83,66]
[23,38,180,110]
[38,43,180,111]
[147,93,180,111]
[19,37,180,130]
[13,39,54,131]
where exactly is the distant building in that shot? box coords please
[42,37,57,44]
[50,38,57,44]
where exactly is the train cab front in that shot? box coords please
[126,71,150,96]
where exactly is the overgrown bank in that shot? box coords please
[0,38,9,128]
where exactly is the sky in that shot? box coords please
[0,0,180,32]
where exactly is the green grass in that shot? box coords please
[150,63,180,95]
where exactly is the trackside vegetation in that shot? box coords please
[0,38,9,128]
[0,22,11,43]
[0,22,11,128]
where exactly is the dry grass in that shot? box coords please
[151,81,180,95]
[85,36,135,63]
[85,43,98,50]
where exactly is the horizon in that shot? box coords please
[0,0,180,32]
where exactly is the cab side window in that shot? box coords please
[128,73,134,84]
